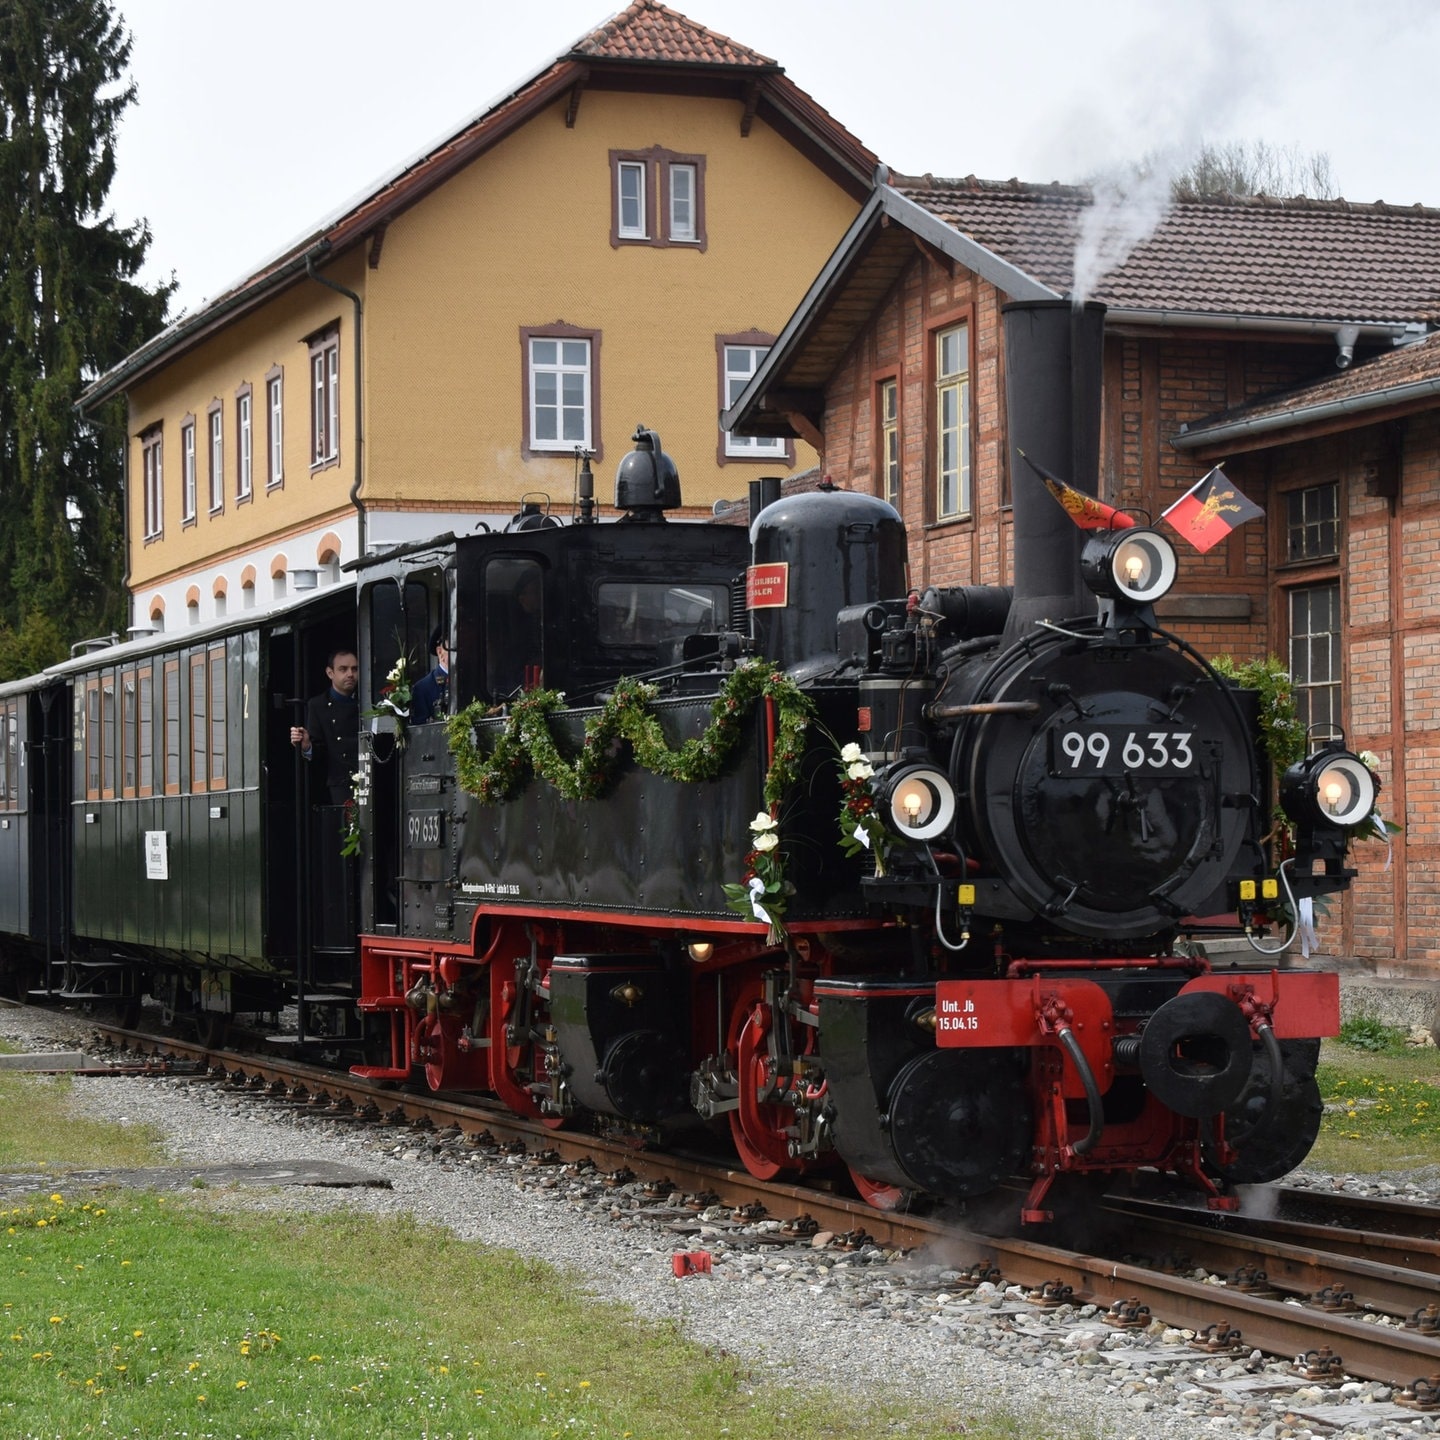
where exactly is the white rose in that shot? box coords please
[847,760,874,781]
[752,831,779,852]
[840,742,865,764]
[750,811,778,832]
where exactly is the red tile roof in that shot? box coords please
[892,176,1440,324]
[82,4,872,408]
[570,0,778,68]
[1177,330,1440,450]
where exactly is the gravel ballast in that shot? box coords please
[4,1002,1438,1440]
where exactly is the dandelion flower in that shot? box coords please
[49,1317,63,1325]
[49,1194,63,1205]
[236,1379,248,1390]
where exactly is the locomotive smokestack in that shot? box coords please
[1000,300,1106,645]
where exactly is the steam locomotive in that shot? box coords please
[0,300,1374,1222]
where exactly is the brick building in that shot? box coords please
[728,176,1440,975]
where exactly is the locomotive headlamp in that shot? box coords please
[878,763,956,842]
[1280,745,1378,830]
[1080,527,1178,606]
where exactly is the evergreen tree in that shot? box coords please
[0,0,171,678]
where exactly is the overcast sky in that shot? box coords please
[104,0,1440,316]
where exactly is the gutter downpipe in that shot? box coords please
[1174,373,1440,451]
[305,248,366,558]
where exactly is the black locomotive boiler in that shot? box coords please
[0,299,1377,1224]
[346,299,1373,1221]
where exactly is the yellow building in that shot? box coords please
[83,1,874,632]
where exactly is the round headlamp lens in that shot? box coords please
[882,764,956,842]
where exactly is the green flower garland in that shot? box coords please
[446,658,815,809]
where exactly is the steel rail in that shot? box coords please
[87,1022,1440,1386]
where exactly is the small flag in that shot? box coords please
[1018,450,1136,531]
[1161,467,1264,553]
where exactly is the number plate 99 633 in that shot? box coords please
[1050,726,1197,776]
[407,810,445,847]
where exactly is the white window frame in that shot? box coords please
[880,378,900,510]
[617,161,646,239]
[528,336,593,452]
[935,324,971,519]
[669,163,696,243]
[1289,581,1343,742]
[722,345,785,457]
[208,406,223,513]
[181,419,196,523]
[236,389,252,500]
[141,429,163,539]
[266,373,284,487]
[311,334,339,467]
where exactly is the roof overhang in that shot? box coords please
[1175,372,1440,455]
[724,183,1056,439]
[83,42,877,414]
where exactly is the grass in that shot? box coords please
[0,1042,1079,1440]
[1306,1020,1440,1174]
[0,1068,166,1172]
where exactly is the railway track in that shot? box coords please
[50,1020,1440,1399]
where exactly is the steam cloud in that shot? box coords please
[1070,153,1179,306]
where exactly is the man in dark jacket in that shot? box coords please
[410,627,450,725]
[290,648,360,804]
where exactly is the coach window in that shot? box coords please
[101,671,116,800]
[163,659,181,795]
[121,669,138,798]
[189,652,207,794]
[138,663,154,797]
[208,644,227,789]
[0,701,15,810]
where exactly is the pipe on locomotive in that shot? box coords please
[1000,299,1107,645]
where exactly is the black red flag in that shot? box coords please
[1018,450,1136,531]
[1161,467,1264,553]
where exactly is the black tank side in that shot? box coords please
[749,490,907,673]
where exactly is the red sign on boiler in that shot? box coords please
[746,563,789,610]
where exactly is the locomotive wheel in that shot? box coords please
[81,996,142,1031]
[413,1012,487,1093]
[1218,1038,1325,1185]
[727,983,810,1182]
[847,1167,911,1212]
[886,1049,1032,1197]
[194,1011,230,1049]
